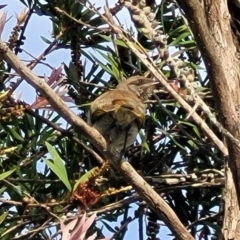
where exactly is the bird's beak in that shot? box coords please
[142,80,159,89]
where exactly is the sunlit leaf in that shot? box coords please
[0,212,8,225]
[73,167,98,190]
[44,142,72,191]
[0,168,16,181]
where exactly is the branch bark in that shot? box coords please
[177,0,240,238]
[0,40,194,240]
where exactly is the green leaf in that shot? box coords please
[43,159,72,191]
[85,62,100,81]
[68,61,79,83]
[178,120,201,138]
[0,168,16,180]
[169,24,188,36]
[73,167,98,190]
[3,126,23,141]
[139,130,150,152]
[40,36,52,44]
[44,142,72,191]
[0,212,8,225]
[169,33,191,46]
[0,187,7,195]
[187,140,198,149]
[108,52,121,81]
[81,7,96,22]
[92,49,121,80]
[101,220,117,233]
[99,34,128,48]
[90,52,114,77]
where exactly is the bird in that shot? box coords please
[89,76,157,152]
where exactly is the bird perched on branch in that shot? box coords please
[89,76,157,152]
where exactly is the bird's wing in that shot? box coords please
[91,90,145,128]
[112,98,145,128]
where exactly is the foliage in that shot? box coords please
[0,0,225,239]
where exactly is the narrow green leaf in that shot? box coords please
[169,24,188,36]
[0,186,7,195]
[0,212,8,225]
[178,120,201,138]
[45,142,72,191]
[101,220,117,233]
[139,130,150,152]
[169,32,193,46]
[4,126,23,141]
[45,142,65,171]
[90,53,114,76]
[107,53,121,80]
[82,50,96,64]
[73,167,98,190]
[96,50,113,63]
[43,159,72,191]
[0,168,16,181]
[160,129,186,150]
[81,7,96,22]
[99,34,128,48]
[40,36,52,44]
[93,49,121,80]
[68,62,79,83]
[85,62,100,81]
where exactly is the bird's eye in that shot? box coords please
[138,79,143,84]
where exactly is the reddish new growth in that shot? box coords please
[72,182,100,208]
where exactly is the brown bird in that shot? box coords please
[89,76,157,152]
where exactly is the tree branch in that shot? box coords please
[91,2,228,157]
[0,40,194,240]
[176,0,240,238]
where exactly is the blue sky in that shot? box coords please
[3,1,71,104]
[2,1,172,239]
